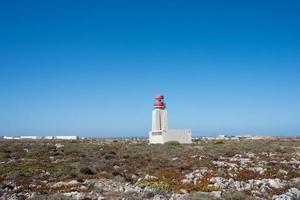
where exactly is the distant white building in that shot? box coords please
[3,135,79,140]
[20,136,39,139]
[44,136,54,139]
[149,95,192,144]
[4,136,20,140]
[236,135,252,139]
[54,136,78,140]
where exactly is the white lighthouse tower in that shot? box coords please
[149,95,192,144]
[152,95,168,132]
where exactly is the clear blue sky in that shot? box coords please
[0,0,299,137]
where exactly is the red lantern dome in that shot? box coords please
[153,95,166,109]
[154,101,165,107]
[155,95,164,100]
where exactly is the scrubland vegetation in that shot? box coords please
[0,139,299,199]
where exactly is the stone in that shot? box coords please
[144,174,157,180]
[68,180,79,185]
[272,194,294,200]
[234,181,244,191]
[113,165,120,170]
[55,143,64,148]
[278,169,288,175]
[290,177,300,185]
[153,194,167,200]
[285,188,300,199]
[189,191,221,200]
[272,188,300,200]
[210,191,222,198]
[170,193,189,200]
[210,177,228,189]
[179,189,188,194]
[267,179,282,189]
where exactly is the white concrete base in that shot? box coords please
[149,129,192,144]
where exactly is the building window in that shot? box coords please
[152,132,162,136]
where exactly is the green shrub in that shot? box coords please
[214,140,224,145]
[29,194,72,200]
[138,180,170,190]
[223,191,256,200]
[164,141,180,146]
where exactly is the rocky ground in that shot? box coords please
[0,139,299,200]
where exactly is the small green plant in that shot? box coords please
[214,140,224,145]
[138,180,170,190]
[164,141,180,146]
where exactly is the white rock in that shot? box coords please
[278,169,288,175]
[246,153,256,158]
[210,177,227,185]
[234,181,244,191]
[68,180,79,186]
[249,167,266,174]
[290,177,300,185]
[179,189,188,194]
[272,194,294,200]
[244,183,252,191]
[55,143,64,148]
[153,194,167,200]
[52,181,64,188]
[144,174,157,180]
[169,193,189,200]
[288,188,300,198]
[181,179,189,184]
[278,188,300,200]
[210,191,222,198]
[267,179,283,189]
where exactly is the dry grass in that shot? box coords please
[0,138,299,196]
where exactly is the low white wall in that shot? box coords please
[163,129,192,144]
[149,129,192,144]
[149,131,164,144]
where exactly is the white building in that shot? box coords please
[20,136,39,139]
[54,136,78,140]
[149,95,192,144]
[4,136,21,140]
[3,135,78,140]
[44,136,54,139]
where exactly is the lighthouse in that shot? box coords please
[149,95,192,144]
[152,95,168,132]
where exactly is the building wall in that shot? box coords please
[149,131,164,144]
[54,136,78,140]
[44,136,54,139]
[149,129,192,144]
[160,110,168,131]
[152,110,160,131]
[20,136,38,139]
[163,129,192,144]
[4,136,18,140]
[152,109,168,132]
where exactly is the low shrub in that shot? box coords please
[223,191,256,200]
[214,140,224,145]
[138,180,170,190]
[79,167,94,175]
[164,141,180,146]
